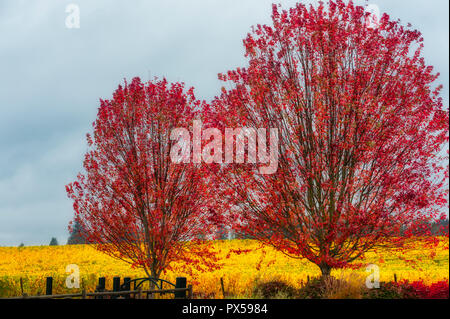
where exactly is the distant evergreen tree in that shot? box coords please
[67,220,87,245]
[18,242,24,247]
[400,218,449,236]
[49,237,59,246]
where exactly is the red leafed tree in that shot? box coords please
[66,77,219,279]
[214,1,449,276]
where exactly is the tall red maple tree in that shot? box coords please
[66,77,219,279]
[214,1,449,276]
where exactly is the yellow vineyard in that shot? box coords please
[0,238,448,298]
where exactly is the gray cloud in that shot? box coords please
[0,0,448,246]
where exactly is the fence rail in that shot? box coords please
[4,287,193,300]
[1,276,193,300]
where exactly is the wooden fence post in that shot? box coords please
[112,277,121,299]
[96,277,106,299]
[394,274,398,283]
[174,277,187,299]
[45,277,53,296]
[220,277,226,298]
[20,277,24,296]
[98,277,106,290]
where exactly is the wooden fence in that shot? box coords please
[1,276,193,300]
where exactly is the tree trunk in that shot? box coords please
[319,264,332,277]
[148,269,160,299]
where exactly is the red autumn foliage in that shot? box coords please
[212,1,449,276]
[408,280,449,299]
[66,77,220,278]
[391,280,449,299]
[66,1,448,283]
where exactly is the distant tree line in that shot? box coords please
[66,220,87,245]
[15,218,448,249]
[430,218,449,235]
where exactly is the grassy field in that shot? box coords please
[0,238,448,298]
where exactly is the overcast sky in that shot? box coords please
[0,0,448,246]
